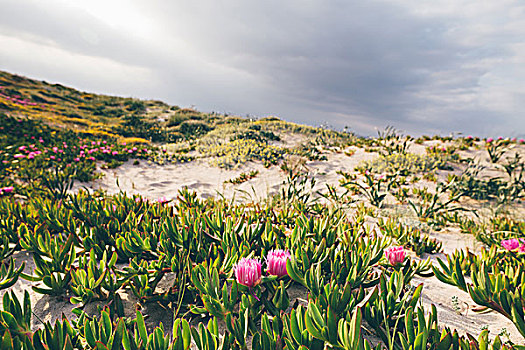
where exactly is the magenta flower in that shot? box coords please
[267,249,291,277]
[13,154,25,158]
[501,238,521,251]
[385,246,405,265]
[2,186,14,193]
[235,258,262,288]
[486,137,494,143]
[520,139,525,144]
[156,196,169,204]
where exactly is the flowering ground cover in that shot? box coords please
[0,71,524,349]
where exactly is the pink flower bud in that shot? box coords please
[267,249,291,277]
[486,137,494,143]
[385,246,405,265]
[235,257,262,288]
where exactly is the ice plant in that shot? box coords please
[267,249,291,277]
[385,246,405,265]
[501,238,525,252]
[235,258,262,288]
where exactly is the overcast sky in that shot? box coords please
[1,0,524,136]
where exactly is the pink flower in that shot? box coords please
[112,151,118,155]
[50,155,56,160]
[87,157,95,161]
[235,258,262,288]
[132,147,137,151]
[156,196,169,204]
[501,238,521,251]
[385,246,405,265]
[2,186,14,193]
[520,139,525,144]
[486,137,494,143]
[267,249,291,277]
[18,146,26,151]
[467,135,473,140]
[14,154,25,158]
[74,158,80,162]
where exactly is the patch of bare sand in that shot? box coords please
[72,146,379,203]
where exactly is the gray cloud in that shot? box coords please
[1,0,524,137]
